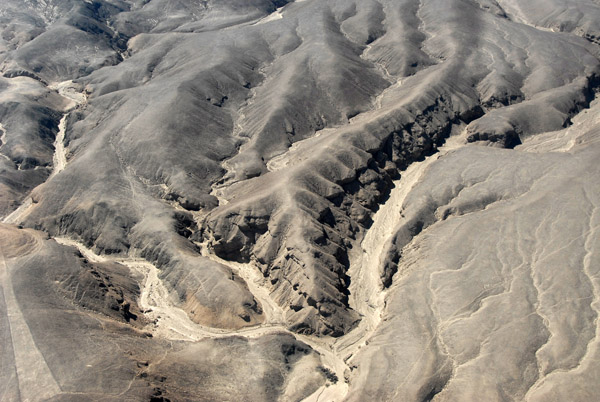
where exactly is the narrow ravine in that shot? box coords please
[49,80,88,181]
[45,94,600,400]
[300,130,469,402]
[52,234,354,396]
[0,123,9,161]
[50,114,68,178]
[2,80,87,225]
[0,75,492,401]
[339,132,466,355]
[54,235,331,344]
[1,122,33,224]
[197,241,287,325]
[55,236,281,341]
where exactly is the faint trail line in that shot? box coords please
[2,198,33,225]
[0,254,62,401]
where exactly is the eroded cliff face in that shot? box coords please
[1,0,600,400]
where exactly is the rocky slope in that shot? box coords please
[1,0,600,400]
